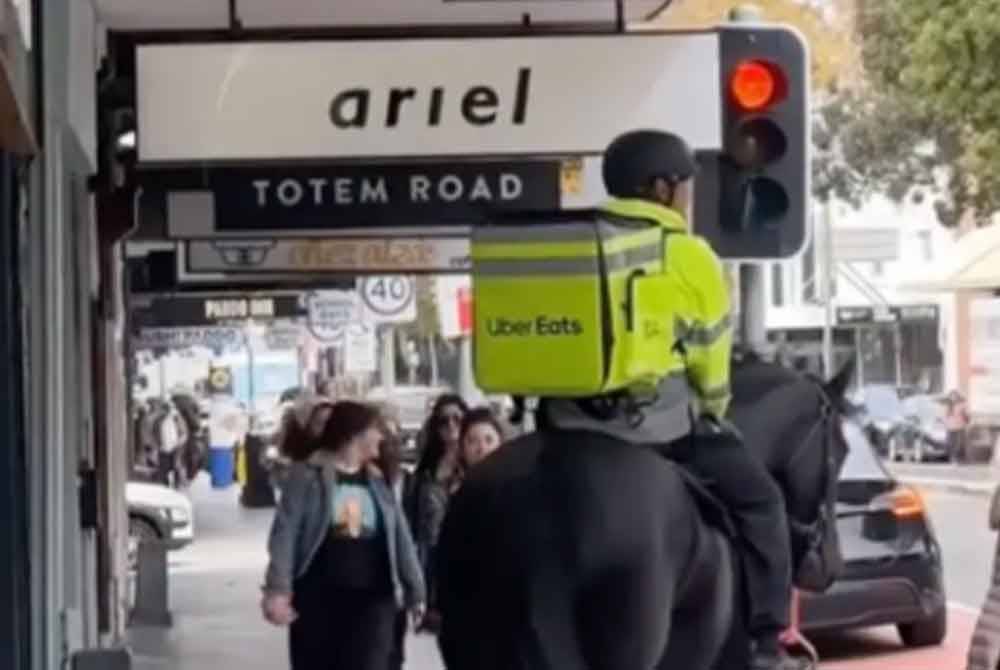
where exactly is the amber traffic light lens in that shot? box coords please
[731,60,784,111]
[730,118,788,168]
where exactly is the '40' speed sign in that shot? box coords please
[358,276,416,323]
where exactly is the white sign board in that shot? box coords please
[306,290,359,343]
[832,227,901,263]
[358,276,417,324]
[136,34,721,162]
[134,327,242,350]
[185,238,471,273]
[435,275,471,339]
[344,323,378,374]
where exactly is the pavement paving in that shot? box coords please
[126,475,993,670]
[888,463,996,497]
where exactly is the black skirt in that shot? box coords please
[289,587,397,670]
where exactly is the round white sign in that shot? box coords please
[359,276,414,317]
[307,291,356,342]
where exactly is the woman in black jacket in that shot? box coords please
[411,394,468,631]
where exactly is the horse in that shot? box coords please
[434,356,855,670]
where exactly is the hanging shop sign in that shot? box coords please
[152,160,561,239]
[835,304,939,327]
[133,294,306,329]
[184,237,470,274]
[135,34,721,163]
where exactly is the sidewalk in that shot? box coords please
[888,463,996,497]
[126,476,443,670]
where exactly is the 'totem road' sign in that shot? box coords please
[358,276,416,323]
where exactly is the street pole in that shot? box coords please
[380,325,396,399]
[729,4,769,354]
[821,201,835,376]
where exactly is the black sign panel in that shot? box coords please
[214,161,560,231]
[836,304,939,327]
[141,160,562,236]
[132,295,306,329]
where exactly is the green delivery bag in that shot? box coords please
[471,209,680,397]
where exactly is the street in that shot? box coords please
[128,472,996,670]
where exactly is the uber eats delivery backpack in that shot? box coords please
[471,209,682,398]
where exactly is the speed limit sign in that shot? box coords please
[358,276,416,323]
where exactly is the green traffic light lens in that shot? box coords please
[744,176,790,228]
[731,118,787,168]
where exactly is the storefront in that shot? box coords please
[835,304,943,391]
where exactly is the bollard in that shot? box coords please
[128,539,173,627]
[240,433,277,508]
[71,647,132,670]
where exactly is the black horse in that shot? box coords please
[435,357,854,670]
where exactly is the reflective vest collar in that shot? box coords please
[602,198,688,233]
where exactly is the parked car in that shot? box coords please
[126,480,195,569]
[366,384,452,460]
[854,384,909,461]
[896,394,950,463]
[800,419,947,647]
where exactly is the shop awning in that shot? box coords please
[900,224,1000,293]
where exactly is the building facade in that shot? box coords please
[754,195,958,391]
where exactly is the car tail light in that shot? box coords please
[873,486,925,519]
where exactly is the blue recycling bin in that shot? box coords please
[209,445,235,490]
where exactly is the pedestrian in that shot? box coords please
[375,410,417,670]
[459,407,506,469]
[944,390,970,463]
[410,394,468,632]
[155,401,186,488]
[261,400,426,670]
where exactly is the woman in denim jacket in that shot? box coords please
[261,400,426,670]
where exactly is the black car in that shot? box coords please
[800,419,947,647]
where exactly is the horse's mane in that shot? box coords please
[730,349,805,406]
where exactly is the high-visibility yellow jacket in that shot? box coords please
[602,198,734,418]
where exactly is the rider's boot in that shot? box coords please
[749,635,812,670]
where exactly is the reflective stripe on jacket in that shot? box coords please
[601,198,734,418]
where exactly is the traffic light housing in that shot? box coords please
[693,24,810,260]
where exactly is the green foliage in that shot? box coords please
[401,276,439,340]
[820,0,1000,227]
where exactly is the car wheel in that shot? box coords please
[888,435,901,462]
[128,516,161,570]
[898,606,947,647]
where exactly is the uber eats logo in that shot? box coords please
[486,316,584,337]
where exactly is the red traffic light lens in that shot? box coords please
[731,60,784,111]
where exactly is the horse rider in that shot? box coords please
[593,129,798,670]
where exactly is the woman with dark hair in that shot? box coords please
[410,393,467,631]
[261,400,426,670]
[459,407,506,469]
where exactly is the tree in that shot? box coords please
[400,276,442,384]
[815,0,1000,227]
[656,0,859,92]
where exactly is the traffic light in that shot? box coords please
[693,23,809,260]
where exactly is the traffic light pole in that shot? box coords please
[728,5,770,353]
[739,263,768,351]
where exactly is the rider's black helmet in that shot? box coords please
[602,129,698,198]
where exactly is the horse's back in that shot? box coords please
[438,430,699,670]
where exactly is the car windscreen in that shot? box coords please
[839,419,890,481]
[862,385,903,421]
[901,394,944,421]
